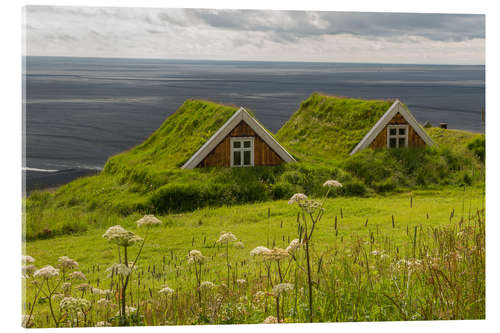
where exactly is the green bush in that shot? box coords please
[467,136,485,162]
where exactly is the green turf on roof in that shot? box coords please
[104,99,239,172]
[276,93,395,164]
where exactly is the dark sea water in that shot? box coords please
[23,56,485,190]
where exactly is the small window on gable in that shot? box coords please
[387,125,408,148]
[231,137,254,167]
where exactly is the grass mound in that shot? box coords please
[24,94,485,241]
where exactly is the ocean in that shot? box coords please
[23,56,485,191]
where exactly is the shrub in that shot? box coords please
[467,136,485,162]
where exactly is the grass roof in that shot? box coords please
[276,93,395,164]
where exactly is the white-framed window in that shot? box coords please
[387,125,409,148]
[230,137,254,167]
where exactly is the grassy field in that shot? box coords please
[23,185,485,327]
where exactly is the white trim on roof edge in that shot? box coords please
[349,100,435,155]
[181,107,296,169]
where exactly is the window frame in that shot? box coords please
[386,125,409,148]
[230,137,254,167]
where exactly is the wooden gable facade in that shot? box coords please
[181,107,296,169]
[350,100,434,155]
[197,120,284,167]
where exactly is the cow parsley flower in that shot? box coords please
[106,263,131,277]
[22,265,37,277]
[234,241,245,249]
[96,321,112,327]
[263,247,289,261]
[236,279,247,286]
[103,225,143,247]
[62,282,72,292]
[286,239,302,254]
[159,286,174,295]
[288,193,308,205]
[272,283,294,295]
[59,297,91,313]
[58,256,79,270]
[92,288,113,296]
[136,214,163,227]
[323,180,343,188]
[217,231,237,243]
[96,298,112,307]
[200,281,215,290]
[69,271,86,281]
[76,283,91,292]
[263,315,278,324]
[33,265,59,279]
[187,250,206,264]
[250,246,271,256]
[22,255,35,264]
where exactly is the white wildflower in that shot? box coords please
[262,247,289,261]
[159,286,174,295]
[250,246,271,256]
[69,271,86,281]
[52,293,64,301]
[272,283,294,295]
[22,255,35,264]
[103,225,143,247]
[58,256,79,270]
[234,241,245,249]
[217,231,237,243]
[96,298,112,307]
[136,214,162,227]
[236,279,247,286]
[323,180,343,188]
[96,321,112,327]
[92,288,113,296]
[115,306,136,316]
[106,263,131,277]
[286,239,302,254]
[288,193,308,205]
[200,281,215,290]
[187,250,206,264]
[263,315,278,324]
[62,282,72,292]
[22,264,37,277]
[59,297,91,313]
[33,265,59,279]
[76,283,91,292]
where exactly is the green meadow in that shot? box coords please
[22,94,486,327]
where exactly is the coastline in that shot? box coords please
[24,168,100,195]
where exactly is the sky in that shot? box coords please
[23,6,485,64]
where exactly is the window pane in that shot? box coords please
[399,128,406,135]
[233,141,241,148]
[398,138,406,147]
[243,151,251,165]
[389,138,397,148]
[389,128,397,136]
[233,151,241,166]
[243,140,251,148]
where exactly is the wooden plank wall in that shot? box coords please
[369,112,426,149]
[197,121,284,167]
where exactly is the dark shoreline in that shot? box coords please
[24,168,100,195]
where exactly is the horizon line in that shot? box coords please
[23,55,485,67]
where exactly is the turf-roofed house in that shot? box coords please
[350,99,435,155]
[182,106,296,169]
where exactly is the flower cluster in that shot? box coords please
[263,315,278,324]
[22,255,35,264]
[288,193,308,205]
[33,265,60,279]
[234,241,245,249]
[263,247,290,261]
[96,298,112,307]
[69,271,86,281]
[250,246,271,256]
[103,225,143,247]
[323,179,343,188]
[236,279,247,286]
[159,286,174,295]
[200,281,216,290]
[217,231,237,243]
[286,239,302,254]
[59,297,91,313]
[95,321,112,327]
[22,264,37,278]
[58,256,79,270]
[136,214,163,227]
[106,263,132,277]
[92,288,113,296]
[187,250,206,264]
[272,283,294,296]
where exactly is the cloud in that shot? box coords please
[23,6,485,64]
